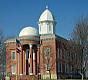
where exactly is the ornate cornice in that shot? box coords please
[5,36,40,45]
[5,34,67,45]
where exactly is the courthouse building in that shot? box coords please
[6,7,81,79]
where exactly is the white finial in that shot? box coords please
[46,5,48,9]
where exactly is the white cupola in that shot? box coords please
[38,6,56,35]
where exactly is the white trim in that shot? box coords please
[29,44,32,48]
[30,73,33,75]
[20,74,23,75]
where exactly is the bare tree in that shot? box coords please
[0,29,6,78]
[70,17,88,79]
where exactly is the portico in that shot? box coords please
[16,35,40,75]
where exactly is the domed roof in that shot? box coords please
[19,27,39,37]
[39,8,54,22]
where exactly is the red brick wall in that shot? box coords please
[40,39,57,76]
[6,44,16,73]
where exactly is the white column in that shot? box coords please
[33,49,35,60]
[29,44,33,75]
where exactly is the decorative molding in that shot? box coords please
[5,38,40,45]
[29,44,32,48]
[20,38,40,41]
[5,34,67,45]
[40,38,55,41]
[5,42,16,45]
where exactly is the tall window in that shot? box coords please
[39,26,41,32]
[60,62,62,72]
[59,49,62,59]
[45,48,50,58]
[11,64,16,74]
[11,51,16,60]
[46,63,50,71]
[62,63,65,73]
[65,64,68,73]
[49,25,51,32]
[67,64,70,73]
[58,62,61,72]
[57,48,59,58]
[64,51,68,60]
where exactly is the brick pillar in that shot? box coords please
[20,50,23,75]
[23,51,26,75]
[16,49,24,75]
[18,53,20,75]
[29,44,33,75]
[24,51,27,75]
[37,45,40,74]
[16,52,18,75]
